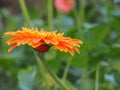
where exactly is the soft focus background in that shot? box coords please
[0,0,120,90]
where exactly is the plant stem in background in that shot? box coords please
[105,0,111,30]
[79,0,85,31]
[34,51,50,90]
[105,0,112,45]
[57,11,62,30]
[73,8,80,31]
[0,15,4,59]
[74,0,85,31]
[36,52,70,90]
[41,0,47,18]
[19,0,31,28]
[62,58,72,81]
[95,66,100,90]
[47,0,54,31]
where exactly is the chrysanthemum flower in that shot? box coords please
[55,0,75,13]
[4,27,83,56]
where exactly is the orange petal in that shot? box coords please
[7,38,22,45]
[4,27,83,56]
[69,49,74,56]
[8,43,17,52]
[74,47,80,54]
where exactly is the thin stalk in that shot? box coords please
[79,0,85,31]
[62,58,72,81]
[47,0,54,31]
[37,52,70,90]
[0,15,4,59]
[95,66,100,90]
[105,0,112,45]
[57,11,62,30]
[105,0,111,29]
[40,0,47,17]
[34,51,50,90]
[73,6,80,31]
[19,0,31,27]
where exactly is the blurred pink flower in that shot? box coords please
[55,0,75,13]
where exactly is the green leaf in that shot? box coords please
[77,75,94,90]
[91,43,110,57]
[78,25,108,51]
[110,59,120,71]
[90,25,108,43]
[17,66,36,90]
[71,51,89,68]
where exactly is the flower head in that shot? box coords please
[55,0,75,13]
[4,27,83,56]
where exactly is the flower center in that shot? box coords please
[35,44,52,52]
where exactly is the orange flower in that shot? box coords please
[4,27,83,56]
[55,0,75,13]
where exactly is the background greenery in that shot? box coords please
[0,0,120,90]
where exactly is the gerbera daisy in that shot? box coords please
[55,0,75,13]
[4,27,83,56]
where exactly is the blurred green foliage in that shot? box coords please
[0,0,120,90]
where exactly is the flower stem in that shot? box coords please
[37,52,70,90]
[33,51,50,90]
[95,66,100,90]
[19,0,50,89]
[62,58,72,81]
[19,0,31,28]
[47,0,54,31]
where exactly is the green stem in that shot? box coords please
[57,11,62,30]
[73,6,80,31]
[33,51,50,90]
[105,0,112,45]
[0,15,4,59]
[73,0,85,31]
[105,0,111,30]
[95,66,99,90]
[19,0,50,89]
[62,58,72,81]
[79,0,85,31]
[47,0,54,31]
[40,0,47,18]
[19,0,31,28]
[37,52,70,90]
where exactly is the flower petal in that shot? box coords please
[8,43,17,52]
[4,27,83,56]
